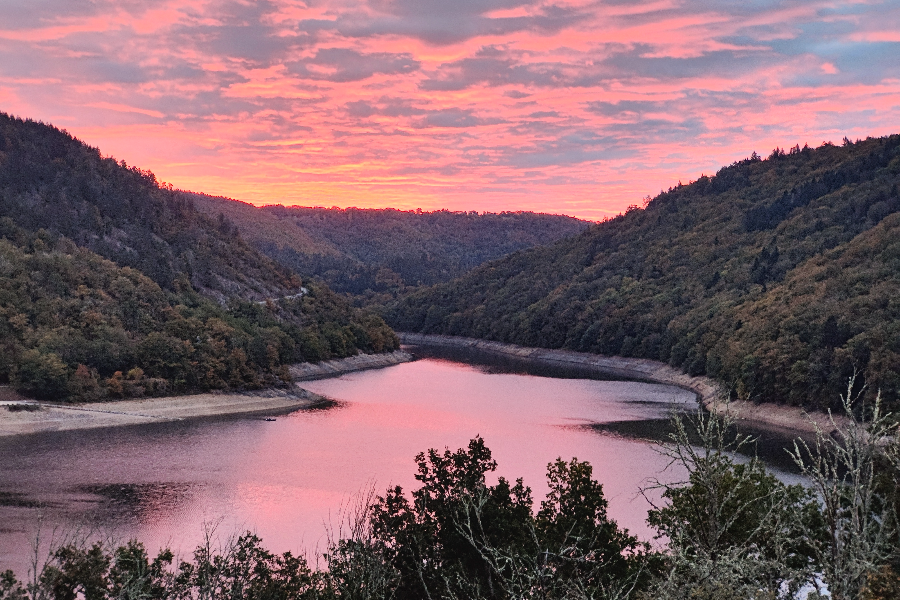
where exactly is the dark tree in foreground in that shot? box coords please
[366,436,651,600]
[3,409,898,600]
[0,438,651,600]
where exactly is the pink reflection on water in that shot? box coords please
[0,358,694,573]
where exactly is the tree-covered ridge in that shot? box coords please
[0,112,299,302]
[191,195,588,299]
[0,226,397,401]
[0,112,400,401]
[389,135,900,410]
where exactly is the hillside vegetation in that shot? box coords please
[389,136,900,410]
[192,196,587,299]
[0,113,297,302]
[0,113,397,400]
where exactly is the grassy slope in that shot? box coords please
[389,137,900,409]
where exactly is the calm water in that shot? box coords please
[0,357,699,574]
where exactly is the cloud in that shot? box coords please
[420,45,570,90]
[2,0,898,220]
[585,100,662,117]
[0,0,106,30]
[596,44,779,82]
[324,0,588,46]
[288,48,420,82]
[415,108,504,128]
[344,97,427,118]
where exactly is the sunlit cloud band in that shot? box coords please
[2,0,898,219]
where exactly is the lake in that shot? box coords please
[1,355,705,575]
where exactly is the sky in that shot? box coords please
[1,0,898,220]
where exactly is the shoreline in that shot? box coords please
[0,387,327,438]
[289,349,413,380]
[0,340,845,438]
[400,333,847,436]
[0,350,413,438]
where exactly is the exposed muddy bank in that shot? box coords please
[0,387,328,438]
[400,333,846,436]
[0,351,413,437]
[289,349,414,380]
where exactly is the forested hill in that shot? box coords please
[0,113,398,401]
[191,196,587,298]
[389,136,900,410]
[0,112,299,303]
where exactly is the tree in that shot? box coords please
[790,377,900,600]
[645,408,822,600]
[369,436,533,599]
[369,437,650,600]
[14,350,70,400]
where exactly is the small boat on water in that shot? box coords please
[263,417,276,422]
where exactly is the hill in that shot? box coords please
[388,136,900,410]
[191,196,588,299]
[0,113,307,302]
[0,113,398,400]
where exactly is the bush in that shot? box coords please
[14,349,70,401]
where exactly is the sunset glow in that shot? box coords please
[3,0,899,219]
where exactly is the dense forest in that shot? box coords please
[0,113,297,302]
[0,113,397,401]
[389,135,900,410]
[191,195,587,299]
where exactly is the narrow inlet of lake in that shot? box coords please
[0,356,699,574]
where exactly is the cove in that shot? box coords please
[0,355,700,575]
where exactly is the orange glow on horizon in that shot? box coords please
[2,0,898,221]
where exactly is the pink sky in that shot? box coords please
[2,0,898,220]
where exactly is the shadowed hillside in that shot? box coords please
[0,112,300,303]
[388,136,900,410]
[192,196,588,299]
[0,113,398,400]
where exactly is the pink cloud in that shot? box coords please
[0,0,898,220]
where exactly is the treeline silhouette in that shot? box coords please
[389,136,900,410]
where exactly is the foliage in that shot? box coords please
[0,113,400,401]
[644,409,823,599]
[190,196,588,301]
[366,437,651,600]
[0,230,397,401]
[0,113,296,301]
[1,534,314,600]
[789,378,900,600]
[1,415,899,599]
[639,383,900,600]
[388,135,900,410]
[0,438,652,600]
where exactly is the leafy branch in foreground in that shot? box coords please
[367,437,653,600]
[789,377,900,600]
[643,407,822,600]
[0,438,653,600]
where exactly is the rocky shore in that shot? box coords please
[289,349,414,380]
[0,387,329,437]
[0,340,847,438]
[400,333,848,436]
[0,350,413,438]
